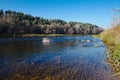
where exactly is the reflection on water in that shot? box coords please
[0,36,117,80]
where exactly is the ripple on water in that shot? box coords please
[0,36,117,80]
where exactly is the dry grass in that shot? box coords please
[100,24,120,79]
[100,25,120,46]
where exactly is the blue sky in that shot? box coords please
[0,0,120,28]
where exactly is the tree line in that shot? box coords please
[0,9,103,36]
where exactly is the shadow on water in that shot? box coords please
[0,36,117,80]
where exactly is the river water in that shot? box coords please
[0,36,117,80]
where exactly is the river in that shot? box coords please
[0,36,117,80]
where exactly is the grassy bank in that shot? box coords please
[0,34,67,37]
[100,25,120,78]
[0,34,95,37]
[21,34,67,37]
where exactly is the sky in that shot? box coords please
[0,0,120,28]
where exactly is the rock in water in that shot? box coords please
[42,38,50,43]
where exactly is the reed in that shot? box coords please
[100,25,120,46]
[100,25,120,78]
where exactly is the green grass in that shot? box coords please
[0,34,92,37]
[21,34,81,37]
[92,34,101,38]
[0,34,66,37]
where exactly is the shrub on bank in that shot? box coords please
[101,25,120,46]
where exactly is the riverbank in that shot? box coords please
[19,34,66,37]
[100,25,120,79]
[0,34,66,37]
[0,34,96,38]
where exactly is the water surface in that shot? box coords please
[0,36,116,80]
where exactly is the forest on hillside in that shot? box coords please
[0,9,103,36]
